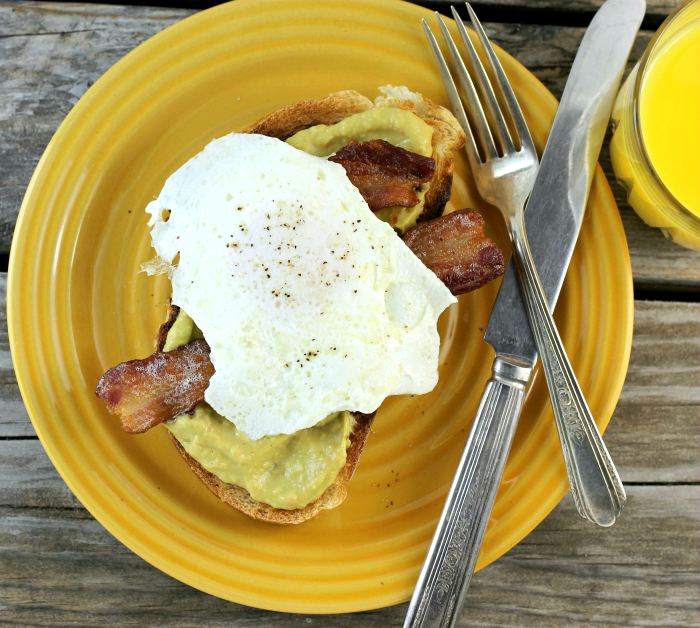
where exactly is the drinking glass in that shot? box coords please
[610,0,700,250]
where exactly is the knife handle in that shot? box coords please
[512,232,626,527]
[403,356,531,628]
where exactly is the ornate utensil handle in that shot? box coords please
[511,225,626,527]
[404,357,531,628]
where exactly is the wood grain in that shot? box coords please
[587,300,700,484]
[0,276,31,436]
[1,1,699,289]
[0,487,697,627]
[0,1,195,251]
[2,267,697,478]
[1,1,699,626]
[0,272,698,623]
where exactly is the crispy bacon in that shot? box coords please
[402,209,505,295]
[95,339,215,434]
[329,139,435,211]
[360,184,421,211]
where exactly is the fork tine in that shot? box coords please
[433,12,499,162]
[450,6,514,154]
[464,3,536,154]
[422,18,482,171]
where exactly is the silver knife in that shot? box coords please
[404,1,645,626]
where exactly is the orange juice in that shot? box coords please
[639,22,700,216]
[610,0,700,250]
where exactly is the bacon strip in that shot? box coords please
[95,339,215,434]
[329,139,435,211]
[402,209,506,295]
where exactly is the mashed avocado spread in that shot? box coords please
[287,107,434,235]
[163,311,354,510]
[163,107,432,509]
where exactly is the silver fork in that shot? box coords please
[404,6,625,627]
[434,4,628,517]
[426,3,624,524]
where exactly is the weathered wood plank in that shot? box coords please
[3,270,698,480]
[618,301,700,407]
[462,487,700,628]
[3,424,699,529]
[0,274,31,436]
[0,486,697,627]
[0,440,82,508]
[0,1,196,250]
[1,4,697,627]
[606,403,700,483]
[31,0,684,28]
[1,2,699,288]
[602,301,700,483]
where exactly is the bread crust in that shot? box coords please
[243,88,466,224]
[242,90,375,140]
[157,302,375,524]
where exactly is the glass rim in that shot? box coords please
[632,0,700,224]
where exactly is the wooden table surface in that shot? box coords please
[1,0,698,626]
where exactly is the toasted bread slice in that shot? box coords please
[243,87,466,223]
[158,303,375,525]
[161,88,464,524]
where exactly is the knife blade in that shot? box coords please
[484,0,645,361]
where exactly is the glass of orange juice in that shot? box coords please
[610,0,700,250]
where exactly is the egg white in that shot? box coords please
[146,133,456,440]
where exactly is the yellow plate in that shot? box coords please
[8,0,633,614]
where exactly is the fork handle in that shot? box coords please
[511,228,626,527]
[403,356,531,628]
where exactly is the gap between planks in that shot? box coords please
[0,270,699,481]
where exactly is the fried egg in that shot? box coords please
[146,133,456,440]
